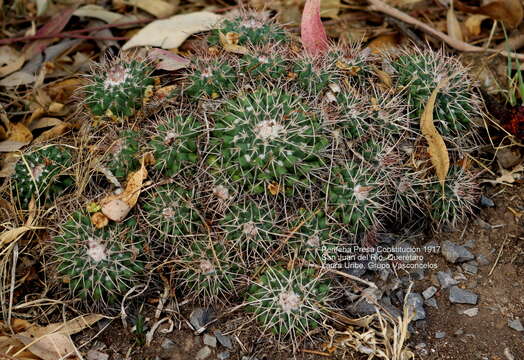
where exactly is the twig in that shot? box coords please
[0,18,152,45]
[367,0,524,60]
[488,235,508,276]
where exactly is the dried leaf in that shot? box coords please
[28,117,63,131]
[101,157,148,222]
[148,48,190,71]
[125,0,177,18]
[368,34,398,54]
[301,0,329,56]
[420,79,450,188]
[219,32,249,55]
[447,2,464,42]
[268,182,282,195]
[33,122,69,143]
[0,71,35,87]
[91,212,109,229]
[0,122,33,152]
[0,46,25,77]
[320,0,342,19]
[0,226,33,249]
[74,5,124,23]
[36,0,50,16]
[23,7,76,59]
[465,14,490,37]
[456,0,523,28]
[123,11,223,50]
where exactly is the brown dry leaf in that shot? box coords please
[32,122,70,143]
[447,2,464,42]
[101,157,148,222]
[0,226,33,249]
[219,32,249,55]
[91,212,109,229]
[368,34,398,54]
[420,79,450,189]
[47,102,64,114]
[465,14,490,37]
[0,45,25,77]
[456,0,523,28]
[47,78,87,103]
[268,182,282,195]
[125,0,177,18]
[320,0,342,19]
[0,122,33,152]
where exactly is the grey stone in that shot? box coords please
[217,352,230,360]
[462,307,479,317]
[203,334,217,348]
[464,239,476,249]
[449,287,478,304]
[435,331,446,339]
[454,272,467,281]
[508,319,524,332]
[496,147,522,169]
[441,241,475,263]
[454,329,464,335]
[380,297,402,319]
[477,254,490,266]
[437,271,459,288]
[87,350,109,360]
[406,293,426,321]
[348,298,378,316]
[462,261,478,275]
[196,346,212,360]
[424,297,438,308]
[190,308,214,330]
[422,286,437,299]
[161,339,176,351]
[214,330,233,349]
[480,195,495,207]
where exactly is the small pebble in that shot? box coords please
[214,330,233,349]
[476,254,490,266]
[454,329,464,335]
[449,286,478,305]
[217,352,230,360]
[508,318,524,332]
[203,334,217,348]
[87,350,109,360]
[424,297,438,309]
[190,308,214,330]
[422,286,437,299]
[196,346,212,360]
[462,307,479,317]
[462,261,478,275]
[480,195,495,207]
[435,331,446,339]
[437,271,459,288]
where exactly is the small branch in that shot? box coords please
[367,0,524,60]
[0,18,151,45]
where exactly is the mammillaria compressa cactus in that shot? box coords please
[41,9,486,345]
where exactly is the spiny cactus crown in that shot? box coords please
[105,129,141,180]
[13,145,72,208]
[53,212,145,304]
[85,59,154,119]
[208,15,288,46]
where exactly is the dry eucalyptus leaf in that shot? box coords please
[125,0,177,18]
[0,46,25,77]
[28,117,63,131]
[74,5,124,23]
[465,14,490,36]
[456,0,523,28]
[0,226,33,249]
[420,78,450,189]
[148,48,190,71]
[123,11,223,50]
[0,71,35,87]
[0,122,33,152]
[447,2,464,41]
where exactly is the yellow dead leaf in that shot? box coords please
[219,32,249,55]
[33,122,69,143]
[28,117,63,131]
[268,182,282,195]
[420,78,450,189]
[101,156,148,222]
[0,45,25,77]
[368,34,398,54]
[8,122,33,145]
[91,212,109,229]
[465,14,490,37]
[47,102,64,114]
[0,226,33,249]
[447,1,464,42]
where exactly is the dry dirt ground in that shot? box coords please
[71,182,524,360]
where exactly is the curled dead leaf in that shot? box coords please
[447,1,464,42]
[456,0,523,28]
[465,14,490,37]
[268,182,282,195]
[219,32,249,55]
[420,78,450,189]
[91,212,109,229]
[125,0,177,18]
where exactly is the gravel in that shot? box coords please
[406,293,426,321]
[437,271,459,288]
[508,319,524,332]
[441,241,475,263]
[449,287,478,304]
[422,286,437,299]
[203,334,217,348]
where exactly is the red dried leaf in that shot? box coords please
[301,0,329,56]
[23,7,76,59]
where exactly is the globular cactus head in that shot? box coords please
[210,87,328,193]
[287,210,347,265]
[391,49,482,143]
[328,162,386,234]
[104,129,141,180]
[208,13,288,47]
[220,199,278,263]
[240,49,288,82]
[53,212,146,305]
[84,57,154,119]
[174,238,241,304]
[246,266,332,341]
[185,57,237,99]
[142,184,202,250]
[12,145,73,208]
[429,167,479,229]
[148,113,201,177]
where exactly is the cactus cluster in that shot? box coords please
[53,212,145,304]
[33,11,486,345]
[12,145,73,208]
[85,58,154,119]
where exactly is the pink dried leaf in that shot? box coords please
[300,0,329,56]
[148,48,190,71]
[23,7,76,59]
